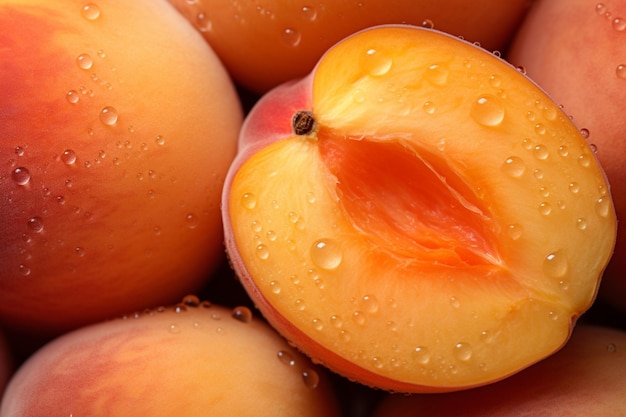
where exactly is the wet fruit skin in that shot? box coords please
[0,0,242,336]
[0,299,341,417]
[506,0,626,314]
[168,0,532,93]
[371,325,626,416]
[222,25,617,393]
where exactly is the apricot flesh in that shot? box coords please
[224,26,617,392]
[0,299,341,417]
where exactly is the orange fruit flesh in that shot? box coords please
[228,27,616,390]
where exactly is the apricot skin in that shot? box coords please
[168,0,532,93]
[507,0,626,313]
[372,325,626,416]
[0,0,242,335]
[0,302,341,417]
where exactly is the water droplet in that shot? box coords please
[352,89,366,103]
[613,17,626,31]
[241,192,257,209]
[27,216,44,233]
[543,251,568,278]
[232,306,253,323]
[539,186,550,197]
[533,169,544,180]
[96,49,106,59]
[287,211,299,223]
[362,48,393,77]
[576,218,588,230]
[534,123,546,135]
[76,53,93,70]
[352,311,366,325]
[295,299,305,311]
[61,149,77,165]
[533,144,549,160]
[312,318,323,331]
[607,343,617,353]
[449,296,461,308]
[277,350,296,366]
[454,342,473,362]
[18,264,31,276]
[413,346,431,365]
[301,5,317,21]
[185,213,199,229]
[568,182,580,194]
[506,223,524,240]
[306,192,316,203]
[182,294,200,307]
[424,63,449,86]
[362,295,379,313]
[558,145,569,157]
[269,280,281,294]
[155,135,165,146]
[12,167,31,185]
[580,128,590,139]
[542,106,558,121]
[14,146,24,157]
[66,90,80,104]
[282,28,301,47]
[310,238,342,270]
[596,3,607,15]
[470,94,505,126]
[99,106,118,125]
[81,3,101,20]
[578,153,591,168]
[302,369,319,389]
[196,12,213,32]
[168,323,181,334]
[595,197,611,218]
[421,18,435,28]
[422,100,436,114]
[74,246,85,257]
[330,315,343,328]
[256,244,269,260]
[501,156,526,178]
[488,74,502,87]
[617,64,626,79]
[539,202,552,216]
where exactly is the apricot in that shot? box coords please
[0,0,242,335]
[168,0,532,93]
[371,325,626,416]
[0,298,341,416]
[507,0,626,314]
[222,25,617,392]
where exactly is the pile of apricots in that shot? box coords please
[1,0,625,415]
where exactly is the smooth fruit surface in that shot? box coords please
[507,0,626,313]
[223,25,617,392]
[0,298,340,417]
[169,0,532,92]
[371,325,626,416]
[0,0,242,335]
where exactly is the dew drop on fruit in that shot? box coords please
[533,144,549,160]
[488,74,502,88]
[306,192,316,203]
[11,167,31,185]
[578,153,591,168]
[539,202,552,216]
[576,218,588,230]
[155,135,166,146]
[99,106,118,125]
[595,197,611,218]
[413,346,431,365]
[241,192,257,209]
[613,18,626,31]
[168,323,181,334]
[81,3,101,20]
[310,238,342,270]
[256,244,269,260]
[277,350,296,366]
[269,280,281,294]
[182,294,200,307]
[185,213,199,229]
[422,100,436,114]
[295,299,306,311]
[454,343,473,362]
[424,63,449,86]
[301,6,317,21]
[362,294,379,313]
[616,64,626,79]
[76,53,93,70]
[61,149,77,165]
[543,251,568,278]
[66,90,80,104]
[18,264,31,276]
[449,296,461,309]
[362,48,393,77]
[596,3,608,15]
[232,306,253,323]
[302,369,319,389]
[352,311,366,325]
[281,28,302,47]
[506,223,524,240]
[470,95,505,127]
[569,182,580,194]
[330,314,343,328]
[352,89,366,104]
[501,156,526,178]
[196,12,213,32]
[312,318,323,331]
[27,216,44,233]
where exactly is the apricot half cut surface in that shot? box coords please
[223,25,617,392]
